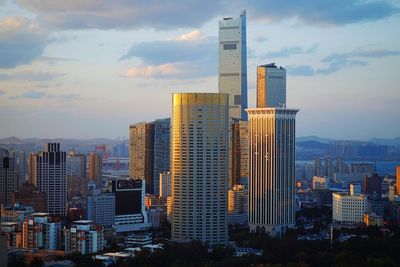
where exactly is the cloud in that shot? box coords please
[14,0,398,31]
[263,44,318,58]
[287,47,400,76]
[9,90,78,101]
[0,16,48,68]
[10,90,46,99]
[0,89,5,96]
[286,65,315,76]
[15,0,223,30]
[120,30,216,65]
[0,70,65,81]
[246,0,399,26]
[121,30,216,79]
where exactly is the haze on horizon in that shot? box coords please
[0,0,399,140]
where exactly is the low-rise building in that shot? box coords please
[332,192,366,224]
[22,213,61,250]
[64,220,104,255]
[363,213,383,227]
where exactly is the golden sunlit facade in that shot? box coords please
[171,93,228,246]
[247,108,297,237]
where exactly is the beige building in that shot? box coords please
[332,192,366,224]
[171,93,229,246]
[257,63,286,108]
[159,171,171,198]
[247,108,298,237]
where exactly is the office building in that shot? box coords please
[396,166,400,196]
[112,179,150,233]
[171,93,229,246]
[228,185,248,224]
[89,152,102,188]
[247,108,298,237]
[159,171,171,198]
[129,122,155,194]
[350,183,362,196]
[27,153,36,185]
[332,192,366,224]
[363,173,381,195]
[18,151,27,184]
[11,183,47,212]
[153,118,171,195]
[218,11,247,120]
[67,150,86,177]
[257,63,286,108]
[312,176,328,190]
[229,119,249,188]
[64,220,104,255]
[22,212,61,250]
[30,143,67,216]
[87,191,115,227]
[0,149,18,206]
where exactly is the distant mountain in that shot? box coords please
[369,137,400,146]
[296,140,329,150]
[296,136,335,144]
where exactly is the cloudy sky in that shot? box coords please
[0,0,399,140]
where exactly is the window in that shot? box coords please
[223,43,237,50]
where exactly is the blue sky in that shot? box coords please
[0,0,399,140]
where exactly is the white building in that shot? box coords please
[171,93,229,246]
[87,192,115,227]
[247,108,298,237]
[218,11,247,120]
[64,220,103,255]
[22,212,61,250]
[332,192,366,224]
[257,63,286,108]
[31,143,67,216]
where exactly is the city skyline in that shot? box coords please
[0,1,399,140]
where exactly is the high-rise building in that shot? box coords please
[17,151,27,185]
[171,93,228,246]
[67,150,87,199]
[153,118,171,195]
[64,220,104,255]
[363,173,381,196]
[247,108,298,237]
[67,150,86,178]
[30,143,67,216]
[129,122,155,194]
[396,166,400,195]
[159,171,171,198]
[218,11,247,120]
[0,149,18,206]
[11,183,47,212]
[87,191,115,227]
[257,63,286,108]
[229,119,249,188]
[228,185,248,225]
[89,152,102,188]
[27,153,36,185]
[112,179,150,233]
[22,212,61,250]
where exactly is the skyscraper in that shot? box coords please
[153,118,171,195]
[32,143,67,216]
[89,152,102,189]
[257,63,286,108]
[67,150,87,199]
[247,107,298,237]
[171,93,228,246]
[129,122,155,194]
[229,119,249,187]
[396,166,400,195]
[218,11,247,120]
[0,149,17,206]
